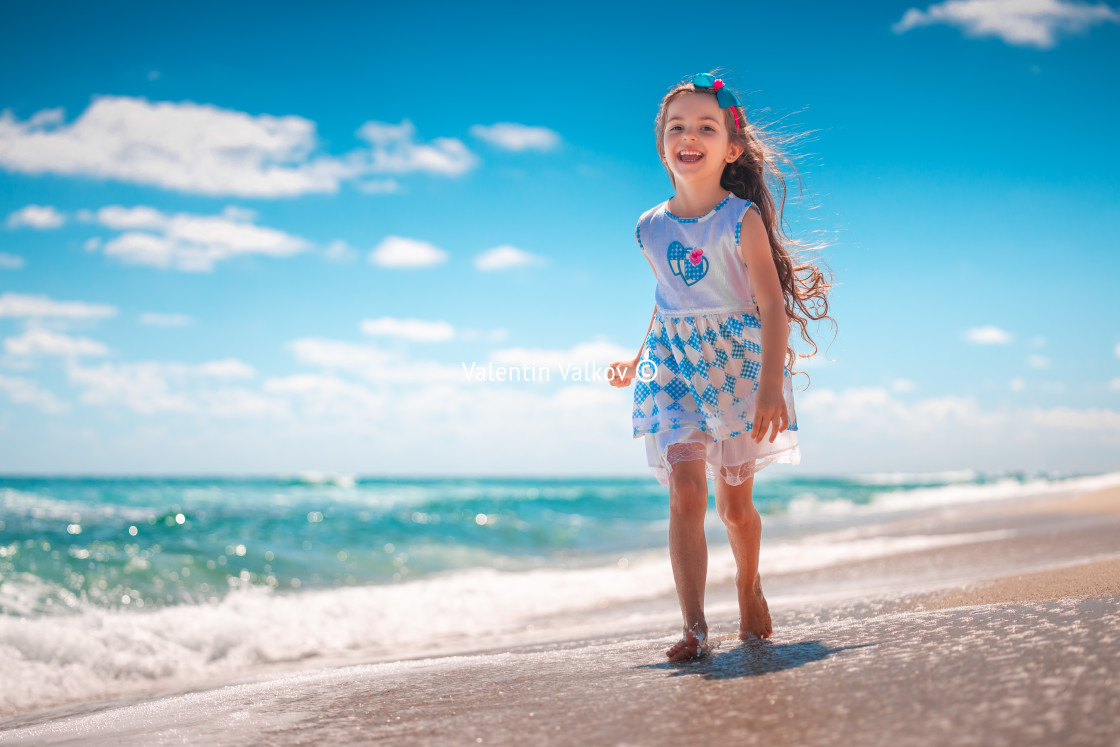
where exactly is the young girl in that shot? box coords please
[609,72,832,660]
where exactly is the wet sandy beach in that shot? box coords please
[2,487,1119,746]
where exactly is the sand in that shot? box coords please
[2,484,1119,745]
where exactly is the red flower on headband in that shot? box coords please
[712,79,725,91]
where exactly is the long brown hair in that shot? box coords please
[655,73,835,377]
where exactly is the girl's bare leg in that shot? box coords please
[665,456,710,660]
[715,475,772,640]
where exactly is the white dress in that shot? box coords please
[631,193,800,488]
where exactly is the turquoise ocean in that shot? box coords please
[1,471,1115,716]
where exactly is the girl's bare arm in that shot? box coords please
[738,206,790,443]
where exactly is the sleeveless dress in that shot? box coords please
[632,193,800,488]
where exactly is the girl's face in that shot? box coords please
[661,92,741,187]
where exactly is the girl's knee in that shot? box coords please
[669,471,707,518]
[717,500,760,530]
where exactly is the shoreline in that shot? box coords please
[2,483,1119,744]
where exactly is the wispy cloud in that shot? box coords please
[1027,354,1051,368]
[0,292,116,320]
[893,0,1120,49]
[489,340,634,370]
[474,245,546,271]
[0,98,476,197]
[66,358,271,416]
[323,240,359,263]
[800,385,1120,470]
[964,325,1012,344]
[6,204,65,229]
[368,236,448,269]
[469,123,561,152]
[357,120,477,177]
[286,337,462,384]
[891,378,918,393]
[361,317,456,342]
[263,374,384,417]
[4,327,108,357]
[86,204,311,272]
[0,252,25,269]
[0,373,68,413]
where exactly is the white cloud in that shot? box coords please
[474,245,546,271]
[469,123,561,152]
[67,358,266,416]
[0,293,116,320]
[1029,406,1120,431]
[91,204,311,272]
[323,240,358,263]
[964,325,1012,344]
[490,340,634,371]
[369,236,448,269]
[288,337,393,372]
[1010,376,1026,392]
[797,386,1120,472]
[0,373,68,413]
[6,204,65,229]
[0,97,357,197]
[891,378,917,393]
[264,374,384,417]
[5,327,108,357]
[893,0,1120,49]
[0,99,475,197]
[361,317,456,342]
[1027,355,1051,368]
[0,252,25,269]
[93,205,168,230]
[356,120,477,177]
[139,312,193,327]
[1110,377,1120,391]
[1114,342,1120,357]
[287,337,463,385]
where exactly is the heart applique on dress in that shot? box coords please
[667,241,709,286]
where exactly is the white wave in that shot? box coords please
[291,471,357,489]
[856,469,980,485]
[0,520,1025,717]
[0,488,154,523]
[867,471,1120,513]
[780,471,1120,520]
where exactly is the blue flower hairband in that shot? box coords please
[690,73,743,130]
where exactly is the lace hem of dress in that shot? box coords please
[660,444,801,488]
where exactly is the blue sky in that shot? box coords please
[1,0,1118,476]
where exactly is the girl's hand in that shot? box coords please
[608,358,639,388]
[752,386,789,444]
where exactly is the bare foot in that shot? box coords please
[738,574,773,641]
[666,625,709,661]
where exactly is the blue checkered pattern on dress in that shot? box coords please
[632,309,793,444]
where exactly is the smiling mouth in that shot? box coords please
[678,150,703,163]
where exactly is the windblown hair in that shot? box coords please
[654,73,835,377]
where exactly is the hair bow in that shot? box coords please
[690,73,743,129]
